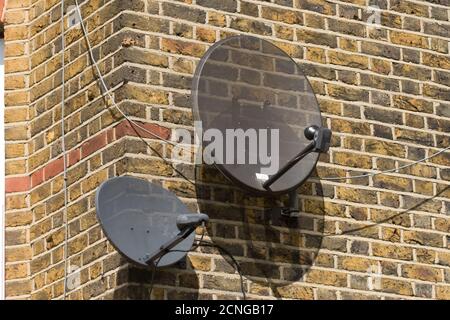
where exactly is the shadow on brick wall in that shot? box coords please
[195,163,325,298]
[105,169,448,299]
[111,260,201,300]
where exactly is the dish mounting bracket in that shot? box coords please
[266,189,300,218]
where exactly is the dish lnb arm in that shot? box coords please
[145,213,209,266]
[263,125,332,190]
[177,213,209,230]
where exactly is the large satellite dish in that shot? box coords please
[95,176,198,267]
[192,35,329,196]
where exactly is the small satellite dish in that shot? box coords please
[95,176,198,267]
[192,35,329,195]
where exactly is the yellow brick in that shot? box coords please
[5,263,28,280]
[5,247,32,262]
[306,269,347,287]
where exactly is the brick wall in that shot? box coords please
[3,0,450,300]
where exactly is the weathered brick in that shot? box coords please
[296,0,336,15]
[393,95,433,114]
[339,256,376,272]
[276,285,314,299]
[395,128,433,145]
[161,38,206,58]
[405,113,424,129]
[6,247,32,263]
[390,31,429,49]
[379,10,402,28]
[402,264,441,282]
[300,63,335,80]
[304,200,346,217]
[377,278,413,296]
[423,84,450,100]
[297,29,337,48]
[274,25,294,41]
[436,286,450,300]
[431,38,448,54]
[262,7,302,24]
[203,274,241,292]
[361,74,400,91]
[162,3,206,23]
[394,63,432,81]
[372,243,413,261]
[230,17,272,36]
[336,187,377,204]
[329,51,369,69]
[339,38,358,52]
[196,27,216,43]
[240,1,258,17]
[362,42,401,60]
[403,230,443,248]
[197,0,237,13]
[328,18,365,37]
[390,0,429,18]
[366,140,405,158]
[5,280,31,297]
[423,52,450,70]
[424,21,450,38]
[328,84,369,102]
[339,221,378,238]
[383,228,402,244]
[371,209,410,227]
[208,11,226,27]
[374,175,413,192]
[331,119,370,135]
[306,269,347,287]
[118,48,168,68]
[333,151,372,169]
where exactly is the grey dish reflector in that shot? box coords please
[192,35,322,195]
[95,176,195,267]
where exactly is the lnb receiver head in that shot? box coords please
[176,213,209,231]
[304,125,332,153]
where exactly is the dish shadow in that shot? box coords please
[195,163,326,298]
[111,257,201,300]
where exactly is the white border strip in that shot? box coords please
[0,38,5,300]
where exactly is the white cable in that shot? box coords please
[321,145,450,181]
[74,0,178,147]
[61,0,70,300]
[73,0,450,184]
